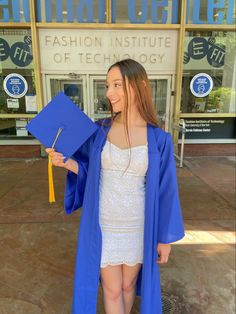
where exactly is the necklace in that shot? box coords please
[107,140,131,175]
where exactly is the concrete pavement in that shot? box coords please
[0,156,235,314]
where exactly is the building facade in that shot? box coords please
[0,0,235,157]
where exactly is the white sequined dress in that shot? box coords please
[99,140,148,268]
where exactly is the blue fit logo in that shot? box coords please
[0,0,235,24]
[0,36,33,67]
[184,37,225,68]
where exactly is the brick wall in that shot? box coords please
[180,144,235,156]
[0,146,41,158]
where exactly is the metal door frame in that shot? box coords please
[44,74,88,114]
[89,75,107,120]
[148,75,173,132]
[44,74,174,131]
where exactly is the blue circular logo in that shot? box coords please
[10,42,33,67]
[188,37,208,60]
[207,43,225,68]
[3,73,28,98]
[190,73,213,98]
[0,38,10,61]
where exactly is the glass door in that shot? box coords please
[89,75,172,129]
[89,76,110,121]
[149,76,172,131]
[45,75,87,113]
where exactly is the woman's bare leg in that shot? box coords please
[122,263,142,314]
[100,265,124,314]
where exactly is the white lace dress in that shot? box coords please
[99,140,148,268]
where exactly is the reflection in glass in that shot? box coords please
[150,79,167,129]
[0,29,36,115]
[63,83,84,111]
[36,0,106,23]
[112,0,180,24]
[0,0,29,22]
[0,118,33,138]
[91,78,168,125]
[186,0,235,24]
[93,79,110,120]
[49,79,84,111]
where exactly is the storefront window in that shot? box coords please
[181,31,236,114]
[186,0,235,24]
[0,118,32,138]
[0,0,30,22]
[112,0,180,24]
[0,29,36,138]
[36,0,106,23]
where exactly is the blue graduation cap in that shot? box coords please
[26,92,98,203]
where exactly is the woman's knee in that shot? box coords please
[102,282,123,301]
[100,265,123,301]
[122,278,136,293]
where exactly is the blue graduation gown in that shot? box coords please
[64,122,185,314]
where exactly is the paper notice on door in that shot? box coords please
[7,98,19,109]
[25,95,37,113]
[16,119,28,128]
[16,127,28,137]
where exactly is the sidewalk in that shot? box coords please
[0,156,235,314]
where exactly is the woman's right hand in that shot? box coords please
[45,148,66,168]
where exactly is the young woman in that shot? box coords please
[46,59,185,314]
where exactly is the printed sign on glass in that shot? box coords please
[184,37,225,68]
[190,73,213,98]
[3,73,28,98]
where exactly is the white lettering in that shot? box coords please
[0,43,6,57]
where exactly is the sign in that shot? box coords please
[3,73,28,98]
[187,0,234,24]
[16,119,28,136]
[39,29,178,72]
[190,73,213,98]
[0,0,234,24]
[7,98,19,109]
[0,33,33,69]
[184,37,226,68]
[16,119,28,128]
[16,128,28,136]
[25,95,37,113]
[113,0,179,23]
[193,98,206,112]
[183,118,236,139]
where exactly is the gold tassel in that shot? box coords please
[48,127,63,203]
[48,155,55,203]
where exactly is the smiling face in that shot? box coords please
[105,58,158,128]
[106,66,133,113]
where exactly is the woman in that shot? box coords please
[46,59,185,314]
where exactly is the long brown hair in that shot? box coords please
[104,59,158,150]
[105,58,158,133]
[104,59,159,172]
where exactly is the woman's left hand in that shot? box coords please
[156,243,171,264]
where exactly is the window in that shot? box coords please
[181,31,236,114]
[0,29,36,138]
[112,0,180,24]
[186,0,235,25]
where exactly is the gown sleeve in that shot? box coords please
[64,134,95,215]
[157,133,185,244]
